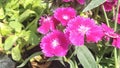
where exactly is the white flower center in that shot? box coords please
[78,25,90,34]
[63,15,69,20]
[52,39,59,47]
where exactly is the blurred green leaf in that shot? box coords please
[5,0,19,10]
[19,9,36,23]
[21,0,34,8]
[24,30,39,45]
[76,46,97,68]
[12,45,21,61]
[0,23,12,36]
[17,52,42,68]
[0,7,5,19]
[83,0,106,12]
[26,17,39,32]
[32,0,45,7]
[9,21,23,32]
[4,35,18,50]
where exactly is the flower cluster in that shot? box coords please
[37,7,120,57]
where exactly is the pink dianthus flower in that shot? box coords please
[54,7,76,26]
[40,30,70,57]
[112,37,120,49]
[101,23,119,40]
[101,23,120,48]
[37,16,59,34]
[66,16,104,46]
[103,0,117,12]
[113,13,120,24]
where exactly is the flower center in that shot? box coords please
[78,25,90,34]
[63,15,69,20]
[52,39,59,47]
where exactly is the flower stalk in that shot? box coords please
[114,0,120,68]
[102,5,110,27]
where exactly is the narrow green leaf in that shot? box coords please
[68,59,75,68]
[74,60,78,68]
[4,35,18,50]
[17,52,42,68]
[19,10,35,23]
[12,45,21,61]
[83,0,106,12]
[76,46,97,68]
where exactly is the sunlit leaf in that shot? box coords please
[0,7,5,19]
[4,35,18,50]
[83,0,106,12]
[9,21,23,32]
[12,45,21,61]
[0,23,12,36]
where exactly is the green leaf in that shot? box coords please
[68,59,75,68]
[9,21,23,32]
[4,35,18,50]
[17,52,42,68]
[22,0,34,8]
[24,30,39,45]
[32,0,45,7]
[11,45,21,61]
[26,17,39,32]
[83,0,106,12]
[76,46,97,68]
[0,23,12,36]
[5,0,19,10]
[19,9,35,23]
[0,7,5,19]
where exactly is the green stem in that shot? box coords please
[102,5,110,27]
[118,50,120,67]
[114,48,118,68]
[114,0,120,68]
[114,1,120,31]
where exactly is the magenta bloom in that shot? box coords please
[101,23,120,48]
[54,7,76,26]
[37,16,59,34]
[66,16,104,46]
[112,37,120,49]
[40,30,70,57]
[63,0,73,2]
[117,14,120,24]
[101,23,119,40]
[103,0,117,12]
[77,0,85,5]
